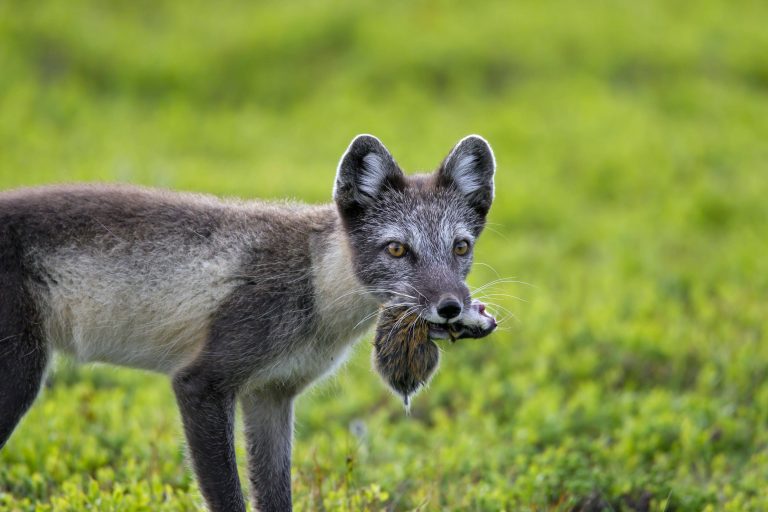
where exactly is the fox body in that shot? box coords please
[0,135,496,511]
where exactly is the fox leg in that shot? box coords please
[241,391,294,512]
[0,238,48,449]
[172,365,246,512]
[0,329,47,450]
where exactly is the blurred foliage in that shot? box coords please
[1,0,768,510]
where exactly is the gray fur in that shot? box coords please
[0,134,496,511]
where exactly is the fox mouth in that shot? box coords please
[426,323,453,339]
[427,302,497,341]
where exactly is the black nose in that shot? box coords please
[436,296,462,320]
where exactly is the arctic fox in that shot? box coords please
[0,134,497,511]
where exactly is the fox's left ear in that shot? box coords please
[437,135,496,217]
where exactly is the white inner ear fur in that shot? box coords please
[445,135,496,197]
[449,153,484,195]
[357,153,389,198]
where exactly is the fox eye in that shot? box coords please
[454,239,470,256]
[386,242,407,258]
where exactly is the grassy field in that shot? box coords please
[1,0,768,510]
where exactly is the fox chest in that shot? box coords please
[247,286,380,391]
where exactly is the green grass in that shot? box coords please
[1,0,768,510]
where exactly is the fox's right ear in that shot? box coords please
[334,135,404,212]
[437,135,496,218]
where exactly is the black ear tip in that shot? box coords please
[462,134,489,144]
[340,134,391,170]
[457,134,494,156]
[450,135,496,173]
[350,133,381,144]
[348,134,385,154]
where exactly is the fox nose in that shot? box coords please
[436,295,462,320]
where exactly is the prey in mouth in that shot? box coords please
[427,299,498,341]
[373,298,499,407]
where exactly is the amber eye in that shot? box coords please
[454,240,470,256]
[386,242,407,258]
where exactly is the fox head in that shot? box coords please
[333,134,496,334]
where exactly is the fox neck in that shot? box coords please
[311,219,380,342]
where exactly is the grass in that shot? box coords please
[1,0,768,510]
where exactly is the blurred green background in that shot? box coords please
[1,0,767,510]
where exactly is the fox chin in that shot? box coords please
[0,134,496,512]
